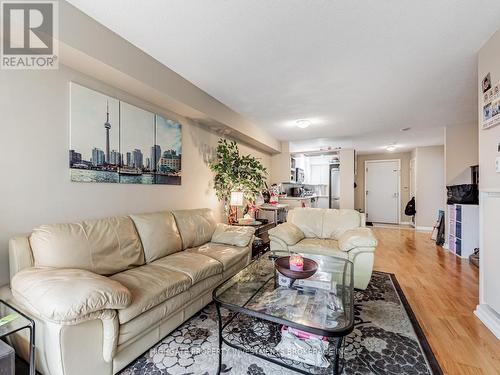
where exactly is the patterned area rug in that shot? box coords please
[121,271,442,375]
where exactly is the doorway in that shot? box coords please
[410,158,416,199]
[365,159,400,224]
[409,158,416,227]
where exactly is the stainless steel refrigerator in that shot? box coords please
[329,164,340,209]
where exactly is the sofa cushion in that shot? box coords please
[152,252,223,284]
[287,208,325,238]
[30,216,144,275]
[12,267,131,323]
[130,211,182,262]
[322,209,363,240]
[110,264,191,324]
[289,238,347,258]
[185,242,249,271]
[268,222,305,245]
[118,274,222,346]
[172,209,217,249]
[211,223,255,247]
[338,228,378,251]
[118,291,190,345]
[222,254,251,280]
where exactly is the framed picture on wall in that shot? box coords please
[69,82,182,185]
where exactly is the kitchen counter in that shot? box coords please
[278,195,319,208]
[259,203,289,210]
[279,195,317,200]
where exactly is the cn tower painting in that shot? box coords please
[69,82,182,185]
[104,101,111,163]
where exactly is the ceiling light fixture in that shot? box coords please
[296,119,311,129]
[386,145,397,152]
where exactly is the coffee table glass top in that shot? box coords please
[0,300,33,339]
[213,252,354,336]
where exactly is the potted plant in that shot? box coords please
[209,138,268,223]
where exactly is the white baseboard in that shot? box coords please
[416,226,433,232]
[400,221,411,225]
[475,304,500,341]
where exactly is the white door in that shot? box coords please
[365,160,400,223]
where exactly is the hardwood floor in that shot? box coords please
[373,227,500,375]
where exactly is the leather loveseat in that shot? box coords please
[1,208,254,375]
[268,208,377,289]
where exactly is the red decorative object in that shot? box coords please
[289,254,304,271]
[275,256,318,280]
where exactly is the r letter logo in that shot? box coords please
[1,1,58,69]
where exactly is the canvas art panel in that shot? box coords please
[69,83,120,183]
[119,102,155,184]
[69,82,182,185]
[155,114,182,185]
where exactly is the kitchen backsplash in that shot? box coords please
[280,182,328,196]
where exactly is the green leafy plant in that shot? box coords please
[209,138,268,217]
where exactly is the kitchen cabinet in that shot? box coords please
[317,196,329,209]
[309,164,330,185]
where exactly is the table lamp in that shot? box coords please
[230,191,244,223]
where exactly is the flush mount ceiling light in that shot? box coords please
[386,145,397,152]
[296,119,311,129]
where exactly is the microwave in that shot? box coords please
[295,168,305,183]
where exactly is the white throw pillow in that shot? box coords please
[211,223,255,247]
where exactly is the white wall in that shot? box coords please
[445,123,478,185]
[339,149,355,209]
[0,65,271,286]
[475,25,500,340]
[271,141,291,184]
[413,146,445,229]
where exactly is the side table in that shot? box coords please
[0,300,35,375]
[232,221,276,257]
[256,203,289,224]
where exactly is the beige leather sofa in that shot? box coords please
[268,208,377,290]
[1,208,254,375]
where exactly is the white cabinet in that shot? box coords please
[447,204,479,258]
[317,197,329,209]
[309,165,329,185]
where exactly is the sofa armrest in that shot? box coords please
[338,228,378,252]
[11,268,131,324]
[268,222,305,246]
[211,223,255,247]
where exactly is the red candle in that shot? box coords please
[290,254,304,271]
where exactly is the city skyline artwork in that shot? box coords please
[69,82,182,185]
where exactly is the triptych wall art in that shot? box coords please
[69,82,182,185]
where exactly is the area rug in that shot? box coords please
[121,271,442,375]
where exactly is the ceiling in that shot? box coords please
[67,0,500,153]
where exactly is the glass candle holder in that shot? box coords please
[289,254,304,271]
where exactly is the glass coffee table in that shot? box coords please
[0,299,35,375]
[213,252,354,375]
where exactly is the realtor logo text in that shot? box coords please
[1,1,58,69]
